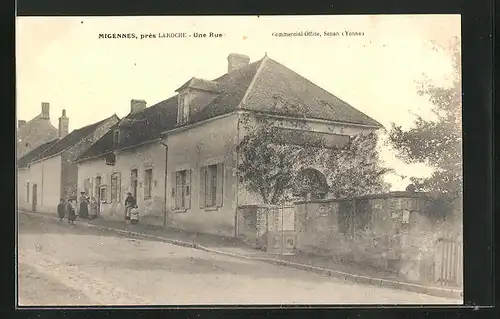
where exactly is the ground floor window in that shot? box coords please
[173,169,191,210]
[199,163,224,208]
[26,182,30,202]
[144,168,153,200]
[111,172,121,202]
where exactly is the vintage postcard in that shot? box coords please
[16,15,463,306]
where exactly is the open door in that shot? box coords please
[31,184,37,212]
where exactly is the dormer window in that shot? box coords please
[178,92,189,125]
[113,130,120,146]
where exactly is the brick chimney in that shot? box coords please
[227,53,250,73]
[18,120,26,128]
[41,102,50,119]
[58,109,69,138]
[130,99,146,114]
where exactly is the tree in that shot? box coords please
[320,131,392,199]
[237,113,319,205]
[388,37,462,213]
[237,111,391,204]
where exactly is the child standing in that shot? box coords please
[130,205,139,225]
[66,197,77,224]
[57,199,66,221]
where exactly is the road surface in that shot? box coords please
[17,213,461,306]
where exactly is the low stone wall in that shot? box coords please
[236,205,269,249]
[294,192,462,284]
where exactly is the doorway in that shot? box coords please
[32,184,37,212]
[131,169,138,199]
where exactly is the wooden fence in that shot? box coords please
[419,235,463,287]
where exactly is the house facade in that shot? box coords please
[17,102,59,159]
[17,112,119,213]
[76,53,382,237]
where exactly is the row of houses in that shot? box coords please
[17,53,382,237]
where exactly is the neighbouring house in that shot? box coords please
[75,53,382,237]
[17,102,59,159]
[17,111,119,213]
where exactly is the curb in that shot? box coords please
[20,210,463,300]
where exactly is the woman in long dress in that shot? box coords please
[89,197,98,219]
[78,192,89,219]
[66,198,77,224]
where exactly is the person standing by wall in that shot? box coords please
[124,192,136,222]
[66,197,77,224]
[89,196,98,219]
[57,198,66,222]
[78,192,89,219]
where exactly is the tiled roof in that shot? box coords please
[175,77,220,93]
[242,58,383,127]
[75,122,119,161]
[17,139,59,168]
[17,115,58,158]
[78,55,382,161]
[32,115,117,162]
[77,60,262,161]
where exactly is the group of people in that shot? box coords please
[56,192,99,223]
[56,192,139,225]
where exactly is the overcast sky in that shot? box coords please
[16,15,461,190]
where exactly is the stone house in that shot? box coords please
[17,102,59,159]
[17,112,119,213]
[75,53,382,237]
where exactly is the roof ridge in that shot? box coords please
[237,55,269,109]
[263,58,383,127]
[17,138,58,163]
[30,114,118,163]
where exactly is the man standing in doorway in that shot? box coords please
[124,192,136,221]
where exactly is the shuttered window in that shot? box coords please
[199,163,224,209]
[111,172,121,203]
[172,169,191,210]
[84,178,92,195]
[144,169,153,199]
[26,182,30,202]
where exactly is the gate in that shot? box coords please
[419,235,463,287]
[265,205,296,255]
[433,236,463,287]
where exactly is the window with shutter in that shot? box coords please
[116,173,121,203]
[216,163,224,207]
[200,163,224,209]
[199,166,206,208]
[106,174,112,203]
[144,169,153,199]
[204,164,218,207]
[111,174,117,202]
[173,169,190,210]
[111,172,121,202]
[130,169,138,200]
[26,182,30,202]
[185,170,191,209]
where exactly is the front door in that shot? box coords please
[32,184,37,212]
[131,169,138,199]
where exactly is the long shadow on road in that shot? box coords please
[96,255,329,283]
[18,213,168,243]
[18,213,333,284]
